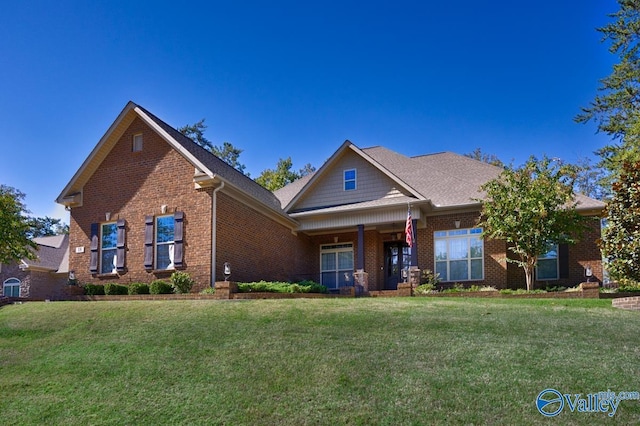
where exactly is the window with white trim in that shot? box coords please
[537,244,559,280]
[344,169,357,191]
[3,278,20,297]
[100,222,117,274]
[434,228,484,282]
[133,133,143,152]
[156,215,175,270]
[320,243,354,289]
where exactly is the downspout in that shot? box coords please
[211,181,225,287]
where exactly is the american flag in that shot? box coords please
[405,207,414,248]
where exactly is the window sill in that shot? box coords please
[96,273,119,278]
[151,269,175,275]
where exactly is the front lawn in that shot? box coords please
[0,298,638,425]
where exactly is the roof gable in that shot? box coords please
[57,102,293,225]
[277,141,425,212]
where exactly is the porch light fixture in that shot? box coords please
[68,270,77,286]
[223,262,231,282]
[334,236,339,243]
[396,233,402,240]
[105,212,111,221]
[454,220,461,229]
[161,205,168,214]
[585,265,593,282]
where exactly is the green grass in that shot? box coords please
[1,298,639,425]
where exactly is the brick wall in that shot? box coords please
[69,117,213,288]
[215,192,316,285]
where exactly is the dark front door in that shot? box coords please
[384,242,411,290]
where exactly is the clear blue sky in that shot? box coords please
[0,0,619,222]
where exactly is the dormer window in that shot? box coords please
[344,169,357,191]
[133,133,143,152]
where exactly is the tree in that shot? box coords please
[178,119,247,175]
[464,148,504,167]
[599,161,640,285]
[0,185,37,263]
[477,157,589,290]
[576,0,640,181]
[255,157,316,191]
[27,216,69,238]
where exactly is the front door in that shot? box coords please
[384,242,411,290]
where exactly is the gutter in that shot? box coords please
[211,181,224,287]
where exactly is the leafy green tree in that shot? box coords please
[27,216,69,238]
[576,0,640,181]
[178,119,247,175]
[464,148,505,167]
[255,157,316,191]
[0,185,37,263]
[600,161,640,285]
[477,157,589,290]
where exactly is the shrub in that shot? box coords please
[150,280,173,294]
[421,269,441,286]
[171,271,194,294]
[200,287,216,295]
[104,283,129,295]
[499,289,547,295]
[129,283,150,295]
[83,284,105,296]
[237,281,327,293]
[618,279,640,292]
[414,283,435,295]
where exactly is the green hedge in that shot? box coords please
[83,284,105,296]
[237,280,327,294]
[128,283,150,295]
[150,280,174,294]
[104,283,129,295]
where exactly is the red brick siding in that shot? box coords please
[216,192,316,283]
[69,117,213,288]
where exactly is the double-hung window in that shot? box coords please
[537,244,559,280]
[155,215,175,270]
[320,243,354,289]
[3,278,20,297]
[434,228,484,282]
[344,169,357,191]
[100,222,118,274]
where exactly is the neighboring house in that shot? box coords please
[0,234,70,300]
[56,102,605,293]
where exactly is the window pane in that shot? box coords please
[101,249,116,274]
[156,216,174,243]
[338,251,353,270]
[344,180,356,191]
[435,240,447,260]
[471,259,483,280]
[470,237,483,258]
[101,223,117,249]
[321,253,335,271]
[344,169,356,180]
[539,244,558,259]
[450,260,469,281]
[436,261,448,282]
[449,239,468,260]
[322,272,337,289]
[537,259,558,280]
[157,244,173,270]
[448,229,468,236]
[434,231,446,237]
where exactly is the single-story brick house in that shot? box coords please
[0,234,70,300]
[55,102,605,293]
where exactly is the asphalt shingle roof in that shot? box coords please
[24,234,69,272]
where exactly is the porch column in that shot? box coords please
[357,224,364,270]
[411,218,418,267]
